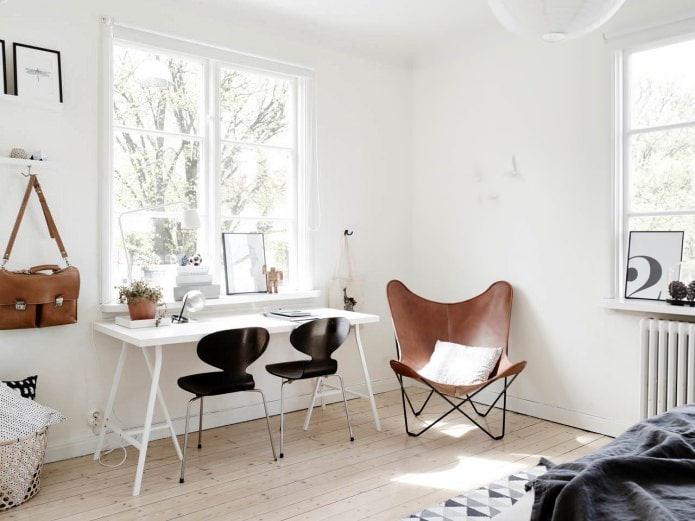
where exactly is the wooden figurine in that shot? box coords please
[262,265,283,293]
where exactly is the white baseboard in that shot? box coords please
[405,381,630,437]
[466,388,631,437]
[45,377,400,464]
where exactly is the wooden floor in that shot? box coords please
[5,389,611,520]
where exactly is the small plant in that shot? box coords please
[116,280,163,304]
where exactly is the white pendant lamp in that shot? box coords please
[488,0,627,43]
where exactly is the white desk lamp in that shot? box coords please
[118,203,200,283]
[172,290,206,323]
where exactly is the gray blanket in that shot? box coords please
[529,404,695,521]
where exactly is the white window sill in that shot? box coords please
[101,290,321,315]
[601,298,695,318]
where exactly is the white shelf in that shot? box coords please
[601,298,695,318]
[0,157,55,174]
[101,289,321,314]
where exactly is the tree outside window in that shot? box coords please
[111,43,297,298]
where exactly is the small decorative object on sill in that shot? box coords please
[687,281,695,303]
[188,253,203,266]
[667,280,688,306]
[9,148,28,159]
[343,287,357,312]
[262,265,283,294]
[116,279,164,321]
[30,151,46,161]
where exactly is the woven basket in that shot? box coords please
[0,427,47,511]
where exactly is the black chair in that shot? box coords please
[265,317,354,457]
[177,327,276,483]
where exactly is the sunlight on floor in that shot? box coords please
[391,452,526,491]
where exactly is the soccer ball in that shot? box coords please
[188,253,203,266]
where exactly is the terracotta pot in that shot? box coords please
[127,298,157,320]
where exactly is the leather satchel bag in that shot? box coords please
[0,175,80,330]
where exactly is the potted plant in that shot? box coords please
[116,280,164,320]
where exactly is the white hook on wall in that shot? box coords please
[508,155,520,177]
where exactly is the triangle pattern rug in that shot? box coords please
[400,463,547,521]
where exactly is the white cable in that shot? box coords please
[97,444,128,468]
[90,324,129,468]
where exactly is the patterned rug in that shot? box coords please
[401,463,547,521]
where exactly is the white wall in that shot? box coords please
[410,0,695,436]
[0,0,411,461]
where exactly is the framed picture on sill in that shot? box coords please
[625,230,684,301]
[13,43,63,103]
[222,232,267,295]
[0,40,6,95]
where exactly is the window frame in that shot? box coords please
[100,24,314,303]
[612,26,695,298]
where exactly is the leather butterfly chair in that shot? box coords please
[178,327,276,483]
[386,280,526,440]
[265,317,354,458]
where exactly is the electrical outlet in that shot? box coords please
[87,409,102,429]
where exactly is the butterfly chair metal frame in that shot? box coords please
[387,280,527,440]
[177,327,276,484]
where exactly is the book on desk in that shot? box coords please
[264,309,318,322]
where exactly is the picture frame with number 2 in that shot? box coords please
[625,231,684,301]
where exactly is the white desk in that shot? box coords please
[93,308,380,497]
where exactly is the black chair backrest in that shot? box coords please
[289,317,351,361]
[197,327,270,378]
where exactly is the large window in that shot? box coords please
[617,35,695,290]
[106,33,309,301]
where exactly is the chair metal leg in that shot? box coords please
[335,374,354,442]
[304,376,323,431]
[180,396,199,484]
[279,379,288,458]
[197,397,204,449]
[250,389,277,461]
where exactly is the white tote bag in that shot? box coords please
[327,235,363,311]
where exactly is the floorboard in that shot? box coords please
[4,389,612,520]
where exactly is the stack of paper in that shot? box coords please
[265,309,317,322]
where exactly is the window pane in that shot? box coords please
[222,219,290,282]
[114,132,200,209]
[629,127,695,212]
[112,215,198,289]
[630,40,695,129]
[629,215,694,264]
[219,68,292,146]
[114,46,202,135]
[220,145,292,218]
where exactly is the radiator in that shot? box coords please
[640,318,695,419]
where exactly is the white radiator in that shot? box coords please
[640,318,695,418]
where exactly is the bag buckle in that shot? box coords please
[54,296,64,307]
[15,300,26,311]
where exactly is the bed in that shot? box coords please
[506,404,695,520]
[405,404,695,521]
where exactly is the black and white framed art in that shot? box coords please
[0,40,6,95]
[222,232,267,295]
[625,230,684,301]
[13,43,62,102]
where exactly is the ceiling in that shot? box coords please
[189,0,499,64]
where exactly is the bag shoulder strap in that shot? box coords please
[2,175,70,268]
[332,235,355,279]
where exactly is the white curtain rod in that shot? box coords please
[99,16,314,77]
[603,11,695,46]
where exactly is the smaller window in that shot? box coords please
[618,36,695,292]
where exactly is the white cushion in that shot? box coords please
[0,382,65,442]
[417,340,502,386]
